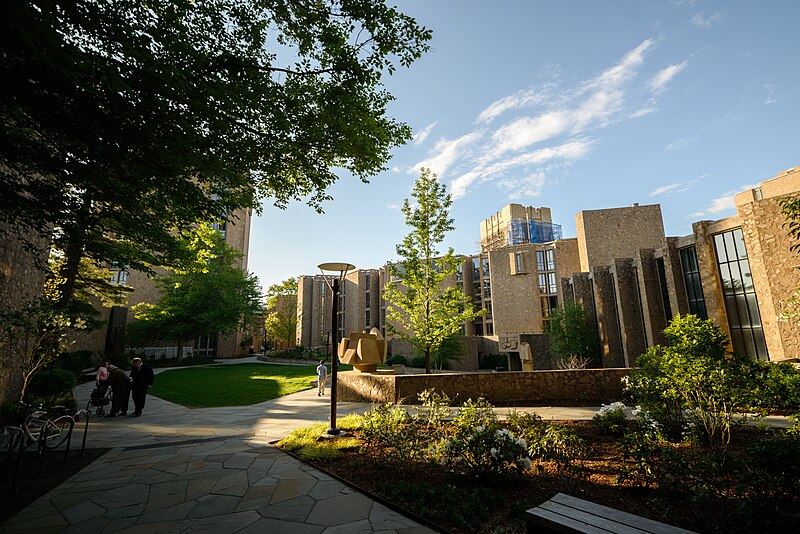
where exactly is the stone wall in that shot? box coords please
[337,368,630,406]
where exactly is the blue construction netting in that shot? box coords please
[506,219,562,245]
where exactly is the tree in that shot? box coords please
[545,302,599,368]
[264,277,298,351]
[128,226,263,359]
[1,0,432,317]
[385,168,483,374]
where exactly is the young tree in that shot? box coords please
[128,226,263,359]
[545,302,600,368]
[385,168,482,374]
[264,278,298,351]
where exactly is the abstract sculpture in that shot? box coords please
[338,327,387,373]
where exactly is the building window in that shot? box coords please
[365,309,370,328]
[713,229,768,360]
[655,257,673,320]
[536,251,545,272]
[482,257,490,278]
[545,249,555,270]
[483,279,492,298]
[456,263,464,283]
[679,247,707,320]
[109,265,128,286]
[515,252,523,273]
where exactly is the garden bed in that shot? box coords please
[277,403,799,534]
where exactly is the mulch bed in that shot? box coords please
[296,422,793,534]
[1,448,109,523]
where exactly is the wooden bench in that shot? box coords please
[526,493,696,533]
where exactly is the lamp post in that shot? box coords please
[318,262,355,436]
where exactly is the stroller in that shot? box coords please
[87,385,112,417]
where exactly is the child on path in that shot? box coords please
[316,360,328,396]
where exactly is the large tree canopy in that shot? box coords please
[0,0,431,305]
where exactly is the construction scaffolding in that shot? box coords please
[507,219,562,246]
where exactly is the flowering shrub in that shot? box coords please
[439,422,531,475]
[592,402,631,436]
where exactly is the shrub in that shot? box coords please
[625,314,750,449]
[388,354,406,366]
[742,359,800,413]
[27,368,76,406]
[505,410,547,445]
[337,413,365,431]
[439,422,531,475]
[592,402,631,436]
[415,389,452,430]
[53,350,94,376]
[452,397,497,430]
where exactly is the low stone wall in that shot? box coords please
[337,368,631,406]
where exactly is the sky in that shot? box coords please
[249,0,800,291]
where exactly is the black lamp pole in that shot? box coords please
[328,278,341,435]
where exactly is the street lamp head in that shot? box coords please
[317,262,356,274]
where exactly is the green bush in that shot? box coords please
[53,350,94,376]
[742,360,800,413]
[387,354,406,366]
[439,421,531,475]
[27,368,76,406]
[453,397,497,430]
[625,314,750,449]
[592,402,631,436]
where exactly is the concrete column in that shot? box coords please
[611,258,647,366]
[590,266,625,368]
[635,249,668,347]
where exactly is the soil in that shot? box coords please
[295,422,797,534]
[1,448,109,523]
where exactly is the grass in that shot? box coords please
[148,363,350,407]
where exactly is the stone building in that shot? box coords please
[295,165,800,369]
[70,209,254,360]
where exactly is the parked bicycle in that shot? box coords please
[0,401,75,452]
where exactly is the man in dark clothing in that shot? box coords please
[129,357,155,416]
[106,366,130,417]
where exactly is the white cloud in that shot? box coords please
[764,84,777,105]
[691,183,758,217]
[411,130,484,176]
[386,203,401,210]
[690,12,722,28]
[630,107,657,118]
[477,88,549,124]
[491,112,570,155]
[412,121,438,145]
[649,61,687,92]
[412,38,687,201]
[650,183,684,197]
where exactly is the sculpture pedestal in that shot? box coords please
[352,363,379,373]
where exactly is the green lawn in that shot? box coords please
[148,363,349,408]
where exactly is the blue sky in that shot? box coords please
[250,0,800,290]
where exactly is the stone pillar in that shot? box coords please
[611,258,647,366]
[635,249,668,347]
[663,238,689,318]
[590,266,625,368]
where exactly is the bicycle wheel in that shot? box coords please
[43,416,74,450]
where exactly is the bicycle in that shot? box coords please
[1,401,75,451]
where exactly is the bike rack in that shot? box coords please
[2,426,25,491]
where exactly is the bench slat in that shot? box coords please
[538,501,649,534]
[549,494,695,534]
[527,506,613,534]
[526,493,697,534]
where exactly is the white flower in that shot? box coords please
[517,438,527,449]
[521,457,532,469]
[490,447,497,458]
[476,425,484,433]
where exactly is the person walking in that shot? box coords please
[316,360,328,396]
[129,357,154,417]
[106,365,130,417]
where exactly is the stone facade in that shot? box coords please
[0,223,49,404]
[337,368,630,406]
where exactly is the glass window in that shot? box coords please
[515,252,524,273]
[548,272,557,294]
[482,257,490,277]
[538,273,547,294]
[712,229,768,360]
[546,249,555,270]
[679,247,708,320]
[483,279,491,298]
[536,251,545,272]
[365,310,370,327]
